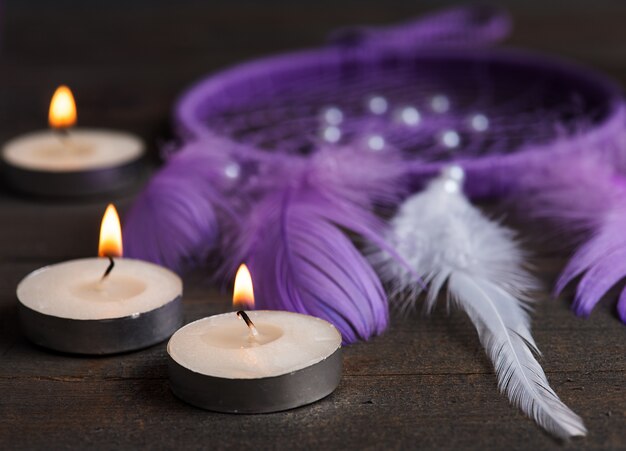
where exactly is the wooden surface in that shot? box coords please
[0,1,625,449]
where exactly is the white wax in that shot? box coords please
[17,258,182,320]
[2,129,144,172]
[168,311,341,379]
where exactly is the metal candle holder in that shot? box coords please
[18,296,182,355]
[2,157,145,198]
[168,347,342,413]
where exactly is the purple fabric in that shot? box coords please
[126,6,626,338]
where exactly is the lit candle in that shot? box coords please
[17,204,182,354]
[1,86,145,197]
[167,264,342,413]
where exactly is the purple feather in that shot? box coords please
[222,145,419,342]
[229,182,389,344]
[305,145,427,270]
[574,248,626,316]
[307,144,408,208]
[618,290,626,322]
[124,142,236,272]
[515,156,626,322]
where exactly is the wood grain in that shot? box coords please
[0,1,624,449]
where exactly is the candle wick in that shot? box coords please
[54,127,81,153]
[55,126,70,137]
[236,310,259,337]
[101,256,115,281]
[54,127,70,143]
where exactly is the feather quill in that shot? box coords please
[513,157,626,322]
[372,166,586,439]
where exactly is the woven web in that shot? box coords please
[201,55,607,161]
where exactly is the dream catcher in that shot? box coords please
[124,6,626,438]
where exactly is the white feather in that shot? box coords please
[372,166,586,439]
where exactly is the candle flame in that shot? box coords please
[233,264,255,309]
[49,85,77,129]
[98,204,123,258]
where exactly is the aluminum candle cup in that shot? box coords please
[1,129,145,197]
[167,310,343,413]
[1,85,145,197]
[17,258,183,355]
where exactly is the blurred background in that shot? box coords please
[1,0,625,153]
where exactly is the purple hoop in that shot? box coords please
[174,44,624,198]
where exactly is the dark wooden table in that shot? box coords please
[0,1,624,449]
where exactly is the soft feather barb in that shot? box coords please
[513,156,626,322]
[371,166,586,439]
[124,142,237,273]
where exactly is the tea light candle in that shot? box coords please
[17,205,183,354]
[168,265,342,413]
[1,86,145,197]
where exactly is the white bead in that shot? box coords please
[366,135,385,151]
[441,130,460,149]
[443,165,465,182]
[430,94,450,114]
[321,106,344,125]
[224,162,240,179]
[470,113,489,132]
[399,106,421,126]
[443,179,460,193]
[322,126,342,143]
[367,96,388,115]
